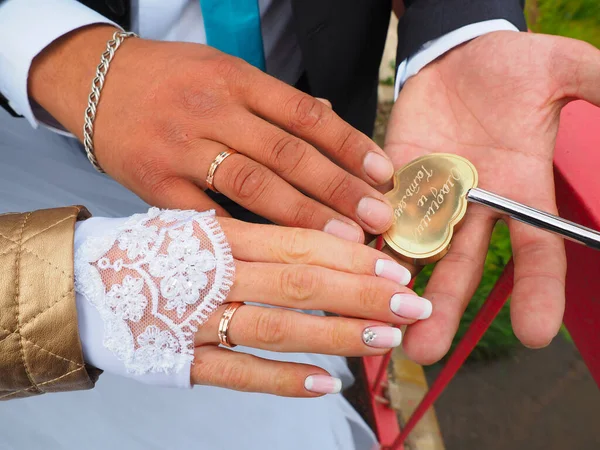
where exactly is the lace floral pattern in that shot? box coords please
[148,222,218,318]
[74,208,235,375]
[105,275,147,321]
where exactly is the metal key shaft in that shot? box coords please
[466,188,600,251]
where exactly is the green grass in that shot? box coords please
[526,0,600,49]
[380,60,396,86]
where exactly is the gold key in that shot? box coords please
[383,153,600,265]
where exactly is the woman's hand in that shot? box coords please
[190,218,431,397]
[75,209,431,397]
[30,25,395,242]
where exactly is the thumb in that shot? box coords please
[554,36,600,107]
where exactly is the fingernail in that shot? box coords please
[363,152,394,184]
[390,294,433,320]
[323,219,363,242]
[315,97,332,108]
[357,197,393,230]
[362,326,402,348]
[375,259,412,286]
[304,375,342,394]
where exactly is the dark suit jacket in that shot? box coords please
[1,0,526,136]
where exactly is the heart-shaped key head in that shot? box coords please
[383,153,478,265]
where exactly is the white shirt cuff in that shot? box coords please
[0,0,120,129]
[394,19,520,100]
[74,217,192,390]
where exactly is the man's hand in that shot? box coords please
[29,25,395,242]
[385,31,600,364]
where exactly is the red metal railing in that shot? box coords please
[362,100,600,449]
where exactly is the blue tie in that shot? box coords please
[200,0,266,71]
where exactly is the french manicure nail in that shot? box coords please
[363,152,394,184]
[357,197,393,230]
[390,294,433,320]
[362,326,402,348]
[323,219,363,242]
[304,375,342,394]
[375,259,412,286]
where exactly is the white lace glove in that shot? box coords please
[74,208,235,388]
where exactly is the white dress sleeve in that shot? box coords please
[73,208,235,389]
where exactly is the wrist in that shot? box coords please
[395,21,520,97]
[28,24,121,138]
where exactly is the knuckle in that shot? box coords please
[279,266,319,302]
[285,198,319,228]
[347,245,367,274]
[335,129,362,158]
[287,95,329,131]
[279,228,314,262]
[227,162,270,205]
[517,239,566,259]
[358,278,386,315]
[515,271,566,289]
[267,134,309,176]
[442,249,481,270]
[220,359,252,391]
[514,241,567,277]
[253,310,290,346]
[208,55,247,97]
[272,368,297,394]
[322,171,354,205]
[213,55,244,83]
[174,57,244,117]
[327,322,348,350]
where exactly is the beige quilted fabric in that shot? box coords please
[0,206,100,400]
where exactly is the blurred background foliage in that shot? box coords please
[412,0,595,363]
[526,0,600,48]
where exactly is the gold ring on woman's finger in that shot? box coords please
[217,302,244,348]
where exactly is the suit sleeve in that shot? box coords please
[396,0,527,66]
